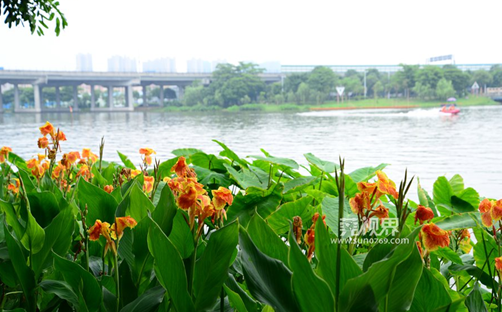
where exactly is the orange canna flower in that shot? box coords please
[111,216,137,240]
[104,185,114,194]
[0,146,12,163]
[375,171,399,199]
[88,220,116,256]
[41,161,50,171]
[195,195,216,220]
[459,229,472,253]
[163,176,171,183]
[67,151,81,164]
[139,148,156,156]
[140,148,156,166]
[39,121,55,136]
[37,154,46,162]
[52,162,65,179]
[357,182,379,198]
[421,223,450,252]
[56,131,67,142]
[82,148,98,162]
[171,156,195,178]
[131,169,141,178]
[27,158,45,179]
[177,184,198,209]
[496,257,502,272]
[212,187,233,210]
[369,204,389,223]
[491,200,502,222]
[88,220,107,241]
[76,164,92,181]
[8,179,20,194]
[311,212,327,226]
[415,205,434,225]
[304,228,315,261]
[349,192,371,216]
[479,198,495,227]
[143,175,154,193]
[38,137,49,149]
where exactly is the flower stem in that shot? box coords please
[187,229,199,298]
[334,158,345,311]
[114,250,120,312]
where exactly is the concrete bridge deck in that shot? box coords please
[0,70,283,113]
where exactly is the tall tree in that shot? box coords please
[442,65,469,96]
[395,64,419,99]
[435,78,456,100]
[372,81,384,99]
[307,66,337,103]
[365,68,381,97]
[471,70,493,89]
[415,66,444,90]
[284,73,309,93]
[489,65,502,87]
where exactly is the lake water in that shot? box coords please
[1,105,501,200]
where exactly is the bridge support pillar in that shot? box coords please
[108,86,113,110]
[55,86,61,109]
[177,85,184,100]
[33,84,41,113]
[73,85,79,111]
[125,85,134,111]
[14,84,20,112]
[0,86,3,113]
[142,85,148,107]
[90,85,95,111]
[159,85,164,106]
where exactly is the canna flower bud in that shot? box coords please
[293,216,303,244]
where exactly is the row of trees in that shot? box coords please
[183,63,502,107]
[183,63,340,107]
[3,63,500,109]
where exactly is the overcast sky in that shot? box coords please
[1,0,501,72]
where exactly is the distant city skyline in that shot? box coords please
[1,0,502,72]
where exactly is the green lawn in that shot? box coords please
[156,96,498,113]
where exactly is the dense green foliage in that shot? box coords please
[179,63,502,108]
[0,122,501,311]
[0,0,67,35]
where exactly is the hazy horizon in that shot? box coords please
[2,0,502,72]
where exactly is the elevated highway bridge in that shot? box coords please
[0,70,282,113]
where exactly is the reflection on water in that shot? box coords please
[1,105,501,199]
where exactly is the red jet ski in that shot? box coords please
[440,103,460,115]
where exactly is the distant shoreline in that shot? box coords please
[310,105,419,111]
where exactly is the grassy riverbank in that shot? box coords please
[156,96,498,113]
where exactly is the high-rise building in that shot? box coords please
[76,53,93,71]
[187,59,203,73]
[187,59,227,73]
[142,58,176,73]
[107,56,137,72]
